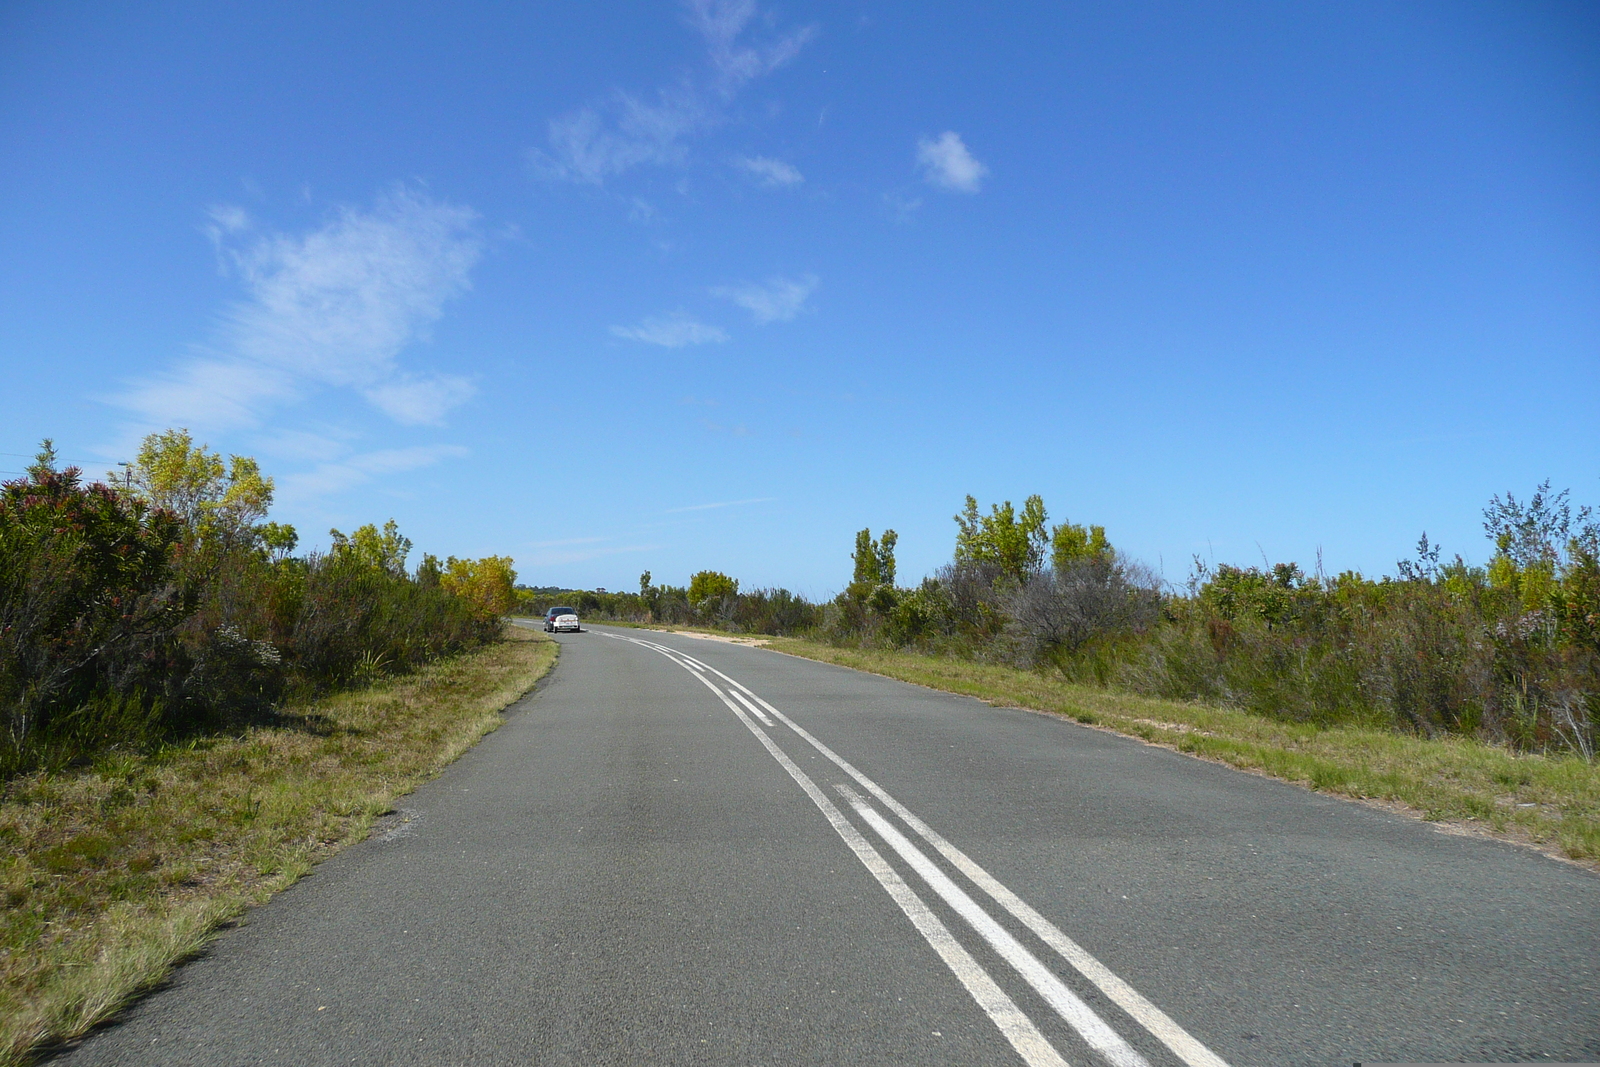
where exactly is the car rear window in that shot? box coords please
[549,607,576,616]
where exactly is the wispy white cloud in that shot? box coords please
[363,373,477,425]
[698,418,751,436]
[917,131,987,193]
[735,155,804,187]
[610,312,730,348]
[117,358,300,433]
[533,92,701,184]
[664,496,775,513]
[115,186,482,431]
[222,188,479,395]
[203,204,251,251]
[276,443,470,503]
[528,0,815,185]
[711,274,817,323]
[883,189,924,222]
[689,0,814,94]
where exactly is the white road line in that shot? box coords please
[668,648,714,671]
[710,688,1072,1067]
[640,639,706,671]
[726,687,774,726]
[620,635,1070,1067]
[661,641,1231,1067]
[840,785,1150,1067]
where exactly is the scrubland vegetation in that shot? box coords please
[0,431,545,1063]
[549,484,1599,763]
[857,487,1598,761]
[0,629,554,1064]
[545,484,1597,862]
[1,432,516,777]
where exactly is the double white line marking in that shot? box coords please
[601,632,1229,1067]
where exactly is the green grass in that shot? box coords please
[764,637,1600,869]
[0,628,557,1066]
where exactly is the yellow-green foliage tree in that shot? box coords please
[330,520,412,578]
[1050,520,1111,571]
[954,494,1049,585]
[1482,482,1600,655]
[688,570,738,612]
[846,528,899,615]
[117,428,279,551]
[441,556,517,616]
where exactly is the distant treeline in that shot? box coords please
[0,432,516,776]
[514,570,819,636]
[531,485,1599,758]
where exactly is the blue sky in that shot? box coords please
[2,1,1596,597]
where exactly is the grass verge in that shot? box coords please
[763,637,1600,871]
[0,627,556,1066]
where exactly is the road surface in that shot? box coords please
[56,625,1600,1065]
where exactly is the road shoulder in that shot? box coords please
[1,628,557,1067]
[754,636,1600,875]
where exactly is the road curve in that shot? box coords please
[54,624,1600,1066]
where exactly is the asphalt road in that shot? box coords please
[55,625,1600,1066]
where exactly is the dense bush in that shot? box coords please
[1005,557,1162,670]
[514,486,1597,758]
[833,492,1599,757]
[286,553,498,686]
[0,453,191,767]
[0,437,508,776]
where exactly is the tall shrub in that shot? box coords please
[0,447,189,770]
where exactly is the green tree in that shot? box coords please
[1050,520,1111,572]
[416,552,443,589]
[850,528,898,587]
[1482,481,1594,615]
[847,528,899,612]
[258,521,299,562]
[441,555,517,616]
[954,494,1048,584]
[639,570,659,620]
[688,570,738,611]
[2,443,189,752]
[118,428,277,550]
[329,519,412,578]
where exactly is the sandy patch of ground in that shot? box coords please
[647,628,771,647]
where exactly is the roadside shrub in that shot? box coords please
[728,587,821,635]
[883,579,951,647]
[441,555,517,617]
[934,559,1011,642]
[1004,557,1161,668]
[0,436,506,777]
[288,553,497,688]
[0,454,190,773]
[837,488,1599,757]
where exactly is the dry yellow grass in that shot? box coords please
[765,638,1600,871]
[0,628,556,1066]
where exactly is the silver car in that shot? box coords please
[543,606,581,633]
